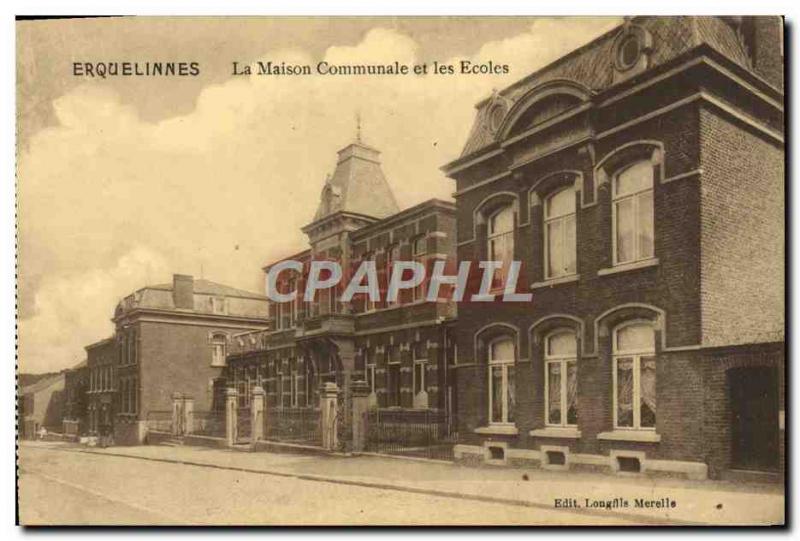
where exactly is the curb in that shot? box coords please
[26,444,698,525]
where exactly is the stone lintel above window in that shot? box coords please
[530,273,580,290]
[475,425,519,436]
[529,427,582,439]
[597,430,661,443]
[597,257,659,277]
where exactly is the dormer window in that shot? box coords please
[616,33,642,70]
[611,23,653,83]
[211,296,227,315]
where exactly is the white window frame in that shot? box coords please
[412,347,428,408]
[387,346,401,408]
[488,337,515,426]
[612,320,656,431]
[486,205,515,290]
[386,245,401,307]
[544,330,578,428]
[211,334,227,367]
[362,254,378,313]
[544,187,577,279]
[287,277,297,326]
[366,363,376,395]
[290,362,299,408]
[612,161,655,266]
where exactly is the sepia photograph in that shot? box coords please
[14,14,785,526]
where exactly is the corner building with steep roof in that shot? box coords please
[443,16,784,480]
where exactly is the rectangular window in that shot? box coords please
[640,356,656,428]
[386,245,400,307]
[566,361,578,425]
[506,365,515,423]
[544,187,578,279]
[490,365,503,423]
[615,197,636,264]
[413,362,425,395]
[387,351,401,408]
[615,357,634,428]
[547,362,562,425]
[613,161,655,265]
[367,364,375,395]
[412,347,429,409]
[412,237,427,303]
[131,378,138,414]
[291,370,299,408]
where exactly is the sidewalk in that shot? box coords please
[22,441,785,526]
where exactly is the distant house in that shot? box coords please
[19,373,66,439]
[62,360,88,438]
[109,274,270,444]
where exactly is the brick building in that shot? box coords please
[62,360,88,438]
[86,337,116,438]
[106,274,270,444]
[225,137,457,423]
[442,17,784,480]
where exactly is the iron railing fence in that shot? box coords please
[188,410,226,438]
[236,406,252,443]
[365,409,458,461]
[145,410,173,433]
[265,407,322,446]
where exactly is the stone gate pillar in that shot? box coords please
[183,395,194,435]
[171,392,183,436]
[319,382,339,451]
[351,380,370,453]
[250,386,265,450]
[226,388,238,447]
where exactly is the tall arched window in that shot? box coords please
[544,187,577,278]
[487,205,515,288]
[613,322,656,429]
[545,330,578,427]
[211,333,227,367]
[488,337,515,425]
[613,161,654,265]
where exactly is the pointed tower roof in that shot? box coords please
[312,139,400,223]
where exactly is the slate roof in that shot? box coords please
[458,16,753,159]
[145,279,265,300]
[20,372,65,395]
[312,140,400,223]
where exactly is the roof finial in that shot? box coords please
[355,110,362,143]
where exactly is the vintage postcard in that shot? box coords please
[16,15,785,526]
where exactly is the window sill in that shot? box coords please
[530,274,580,290]
[475,425,519,436]
[597,430,661,443]
[597,257,659,277]
[529,427,582,439]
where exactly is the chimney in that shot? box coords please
[173,274,194,309]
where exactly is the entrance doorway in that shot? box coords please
[728,366,779,471]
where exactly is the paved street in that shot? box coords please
[19,443,633,525]
[18,442,784,526]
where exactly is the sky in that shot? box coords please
[17,16,621,374]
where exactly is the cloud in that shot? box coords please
[17,18,620,373]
